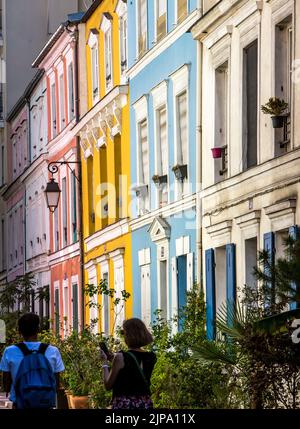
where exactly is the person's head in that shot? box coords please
[18,313,40,339]
[122,318,153,349]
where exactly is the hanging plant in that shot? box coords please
[261,97,288,128]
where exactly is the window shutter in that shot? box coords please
[55,288,60,334]
[289,226,300,310]
[171,256,178,331]
[226,244,236,326]
[205,249,216,340]
[263,232,275,308]
[187,252,193,292]
[72,283,79,333]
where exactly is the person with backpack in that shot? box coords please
[100,318,157,409]
[0,313,65,409]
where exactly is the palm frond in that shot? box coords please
[192,341,238,366]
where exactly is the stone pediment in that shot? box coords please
[148,216,171,243]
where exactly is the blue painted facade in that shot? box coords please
[128,1,199,324]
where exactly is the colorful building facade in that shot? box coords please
[127,0,201,327]
[75,0,132,334]
[33,20,82,336]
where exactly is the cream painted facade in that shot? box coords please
[192,0,300,337]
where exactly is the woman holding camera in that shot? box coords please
[100,318,157,409]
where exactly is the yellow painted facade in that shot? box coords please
[78,0,132,333]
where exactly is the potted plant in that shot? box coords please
[152,174,168,187]
[172,164,188,182]
[261,97,288,128]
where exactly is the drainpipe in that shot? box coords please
[195,37,203,290]
[72,23,85,331]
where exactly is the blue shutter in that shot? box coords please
[177,255,187,331]
[205,249,216,340]
[263,232,275,308]
[289,225,299,310]
[226,244,236,326]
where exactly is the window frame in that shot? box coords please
[136,0,148,59]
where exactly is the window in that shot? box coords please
[177,91,188,169]
[137,119,150,213]
[54,204,59,252]
[54,287,60,334]
[59,74,65,131]
[68,63,75,120]
[62,177,68,247]
[275,16,293,154]
[102,272,110,335]
[159,260,168,319]
[139,119,149,185]
[156,0,167,42]
[72,283,79,333]
[89,276,98,334]
[215,246,227,315]
[104,27,113,91]
[71,171,77,243]
[140,264,151,326]
[119,14,128,78]
[177,0,188,24]
[214,62,228,182]
[51,83,57,138]
[157,106,168,206]
[243,40,258,170]
[245,237,257,289]
[275,16,293,106]
[87,157,95,235]
[137,0,147,58]
[63,281,69,336]
[114,264,125,331]
[91,45,99,101]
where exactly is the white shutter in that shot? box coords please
[141,265,151,327]
[187,252,194,291]
[171,257,178,325]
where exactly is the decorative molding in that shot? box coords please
[85,219,130,253]
[87,28,99,48]
[151,80,167,110]
[264,199,297,227]
[206,220,232,238]
[235,211,261,229]
[169,64,189,96]
[148,216,171,243]
[100,12,113,33]
[132,95,148,123]
[115,0,127,17]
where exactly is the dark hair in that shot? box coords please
[122,318,153,349]
[18,313,40,337]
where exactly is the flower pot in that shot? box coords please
[172,165,188,181]
[211,147,223,159]
[271,115,284,129]
[65,391,73,409]
[69,395,89,409]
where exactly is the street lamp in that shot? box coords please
[45,161,80,213]
[45,178,61,213]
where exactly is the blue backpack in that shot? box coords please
[14,343,57,409]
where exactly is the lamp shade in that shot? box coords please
[45,178,61,213]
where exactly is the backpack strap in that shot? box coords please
[126,352,149,388]
[38,343,49,355]
[16,343,32,356]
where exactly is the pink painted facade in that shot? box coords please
[34,26,82,336]
[4,104,29,282]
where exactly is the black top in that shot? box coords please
[112,350,157,398]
